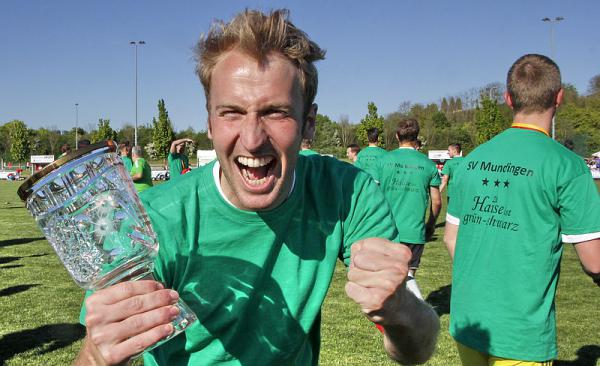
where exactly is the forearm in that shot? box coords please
[382,289,439,364]
[131,173,142,182]
[439,176,449,193]
[438,182,446,193]
[574,239,600,285]
[427,202,441,228]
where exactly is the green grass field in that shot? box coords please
[0,180,598,365]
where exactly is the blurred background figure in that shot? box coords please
[119,141,133,173]
[130,146,153,192]
[78,139,91,148]
[59,144,71,157]
[346,143,361,163]
[168,138,194,178]
[299,138,318,156]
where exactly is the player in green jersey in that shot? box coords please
[355,127,387,180]
[75,9,439,366]
[444,54,600,365]
[130,146,153,193]
[346,143,361,163]
[118,141,133,173]
[299,138,319,156]
[376,118,442,299]
[439,143,463,202]
[168,138,193,178]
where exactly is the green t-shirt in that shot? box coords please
[122,156,397,365]
[447,128,600,361]
[376,147,440,244]
[168,152,190,179]
[354,146,387,179]
[131,157,153,192]
[299,149,319,156]
[441,156,463,197]
[121,155,133,173]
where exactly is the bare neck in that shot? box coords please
[368,143,379,147]
[399,141,415,148]
[512,108,555,134]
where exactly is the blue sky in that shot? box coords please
[1,0,599,132]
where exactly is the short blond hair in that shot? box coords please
[507,54,561,114]
[194,9,326,114]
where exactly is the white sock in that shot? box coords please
[406,273,423,300]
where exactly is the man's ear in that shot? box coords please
[555,88,564,108]
[302,103,317,139]
[207,118,213,140]
[504,91,513,109]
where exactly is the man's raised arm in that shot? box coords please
[345,238,439,365]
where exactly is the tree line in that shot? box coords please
[2,76,599,165]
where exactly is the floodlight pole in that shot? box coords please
[75,103,79,149]
[542,16,564,140]
[130,40,145,146]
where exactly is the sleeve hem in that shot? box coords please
[562,231,600,243]
[446,213,460,225]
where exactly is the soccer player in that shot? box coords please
[168,138,194,177]
[346,143,361,163]
[439,143,463,202]
[75,9,439,366]
[444,54,600,365]
[375,118,442,298]
[130,146,153,193]
[118,141,133,173]
[299,138,319,156]
[355,127,386,179]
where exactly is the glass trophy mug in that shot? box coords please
[18,141,198,352]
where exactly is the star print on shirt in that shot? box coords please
[482,178,489,186]
[504,180,510,188]
[494,179,500,187]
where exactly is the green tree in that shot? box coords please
[356,102,385,147]
[449,97,456,112]
[475,97,507,145]
[556,103,600,156]
[152,99,175,160]
[313,114,341,154]
[588,74,600,96]
[195,130,213,150]
[456,97,463,112]
[0,123,10,161]
[383,112,406,149]
[91,118,118,142]
[117,124,135,144]
[432,111,450,129]
[561,83,581,106]
[6,120,30,163]
[441,98,449,113]
[337,115,356,149]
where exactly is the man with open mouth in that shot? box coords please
[76,9,439,366]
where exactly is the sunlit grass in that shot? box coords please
[0,180,598,365]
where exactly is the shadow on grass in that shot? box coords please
[425,284,451,316]
[0,237,45,248]
[0,257,20,265]
[0,284,41,297]
[554,345,600,366]
[0,265,24,270]
[0,323,85,365]
[0,206,24,210]
[0,253,48,265]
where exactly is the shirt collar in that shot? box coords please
[212,160,296,209]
